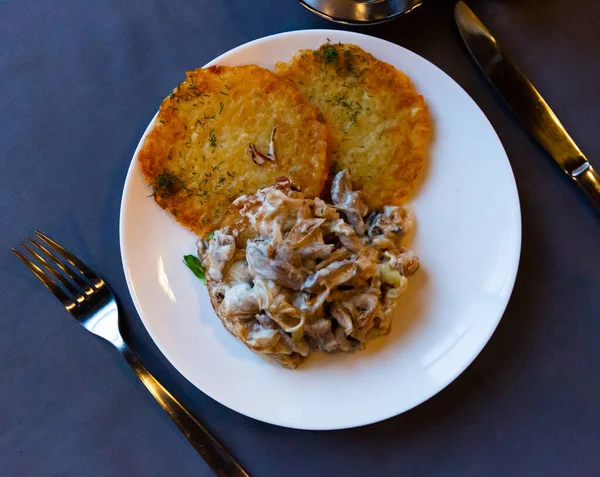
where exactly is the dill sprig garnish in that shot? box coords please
[314,43,338,64]
[152,171,187,197]
[208,130,217,151]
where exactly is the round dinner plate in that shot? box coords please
[120,30,521,430]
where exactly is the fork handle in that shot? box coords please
[121,346,250,477]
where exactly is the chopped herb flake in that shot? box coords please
[152,172,186,197]
[316,44,338,64]
[208,130,217,151]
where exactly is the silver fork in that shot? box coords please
[13,231,250,477]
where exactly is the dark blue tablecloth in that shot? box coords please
[2,1,599,475]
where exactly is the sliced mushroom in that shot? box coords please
[327,284,365,302]
[348,293,380,327]
[370,236,397,250]
[256,313,310,356]
[340,234,365,253]
[366,208,404,244]
[248,125,279,165]
[383,205,415,236]
[398,250,420,276]
[268,125,279,158]
[351,316,378,343]
[355,246,378,277]
[272,324,311,357]
[313,197,339,220]
[332,327,362,352]
[327,218,354,236]
[286,218,325,249]
[219,282,259,321]
[379,289,404,331]
[330,301,357,335]
[205,231,236,281]
[274,176,296,193]
[330,170,369,235]
[274,243,303,268]
[297,243,335,261]
[302,260,356,292]
[225,260,253,284]
[286,332,310,357]
[315,246,352,271]
[255,313,278,330]
[385,250,420,276]
[303,318,337,352]
[248,144,272,165]
[246,240,308,290]
[245,323,280,350]
[328,219,365,253]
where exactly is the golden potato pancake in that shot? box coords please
[138,65,329,237]
[275,43,431,208]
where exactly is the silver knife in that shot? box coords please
[455,1,600,212]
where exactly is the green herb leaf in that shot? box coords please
[207,231,214,240]
[183,255,206,283]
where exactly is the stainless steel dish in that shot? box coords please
[298,0,423,25]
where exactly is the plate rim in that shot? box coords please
[119,28,522,430]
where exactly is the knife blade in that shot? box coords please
[454,1,600,212]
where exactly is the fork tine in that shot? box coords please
[28,238,95,297]
[13,248,77,311]
[35,231,104,289]
[21,241,86,304]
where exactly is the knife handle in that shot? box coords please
[573,164,600,212]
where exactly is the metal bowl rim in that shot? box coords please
[298,0,425,25]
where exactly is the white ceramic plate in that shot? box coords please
[120,30,521,430]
